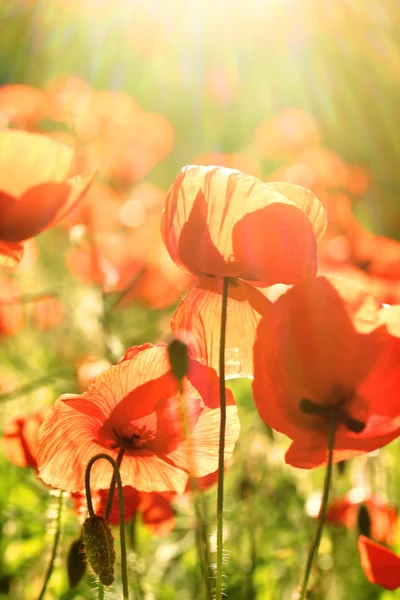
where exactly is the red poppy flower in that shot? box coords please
[325,494,397,545]
[0,130,94,267]
[2,408,50,469]
[161,165,326,285]
[358,535,400,590]
[73,487,175,534]
[38,344,240,494]
[252,276,400,468]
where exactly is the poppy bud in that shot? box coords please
[82,515,115,586]
[358,504,372,539]
[167,338,188,381]
[67,538,86,589]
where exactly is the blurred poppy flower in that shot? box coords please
[161,165,326,285]
[0,84,47,129]
[73,487,175,534]
[76,356,112,392]
[31,296,64,331]
[0,274,24,336]
[253,276,400,468]
[69,90,174,183]
[253,108,320,160]
[325,494,397,545]
[358,535,400,590]
[2,408,50,469]
[0,130,94,266]
[38,344,240,494]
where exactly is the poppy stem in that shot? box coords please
[216,276,229,600]
[104,446,125,521]
[85,453,129,599]
[37,491,63,600]
[298,413,336,600]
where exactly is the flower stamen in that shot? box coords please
[299,398,366,433]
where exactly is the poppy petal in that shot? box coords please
[171,277,271,378]
[0,130,74,198]
[358,535,400,590]
[0,240,24,267]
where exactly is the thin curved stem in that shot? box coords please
[85,453,129,600]
[37,491,63,600]
[299,414,336,600]
[104,446,125,520]
[216,276,229,600]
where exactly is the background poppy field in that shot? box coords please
[1,1,400,598]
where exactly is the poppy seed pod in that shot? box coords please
[82,515,115,586]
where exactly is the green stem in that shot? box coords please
[299,414,336,600]
[85,453,129,600]
[104,446,125,520]
[37,491,63,600]
[216,276,229,600]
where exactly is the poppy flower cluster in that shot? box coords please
[162,164,327,378]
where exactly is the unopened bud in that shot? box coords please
[67,538,86,589]
[167,338,188,381]
[82,515,115,586]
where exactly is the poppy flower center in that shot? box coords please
[109,428,143,451]
[299,398,366,433]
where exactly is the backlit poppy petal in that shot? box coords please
[0,130,74,198]
[171,277,271,378]
[358,536,400,590]
[162,165,325,283]
[0,240,24,267]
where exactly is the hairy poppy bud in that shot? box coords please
[167,338,188,381]
[67,538,86,589]
[82,515,115,586]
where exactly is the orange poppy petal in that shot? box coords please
[171,277,271,378]
[167,404,239,477]
[0,130,74,198]
[0,240,24,267]
[162,165,325,282]
[358,536,400,590]
[139,491,175,535]
[232,202,317,285]
[264,182,327,242]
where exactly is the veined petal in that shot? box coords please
[171,277,271,378]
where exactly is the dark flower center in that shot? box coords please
[299,398,366,433]
[109,429,142,450]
